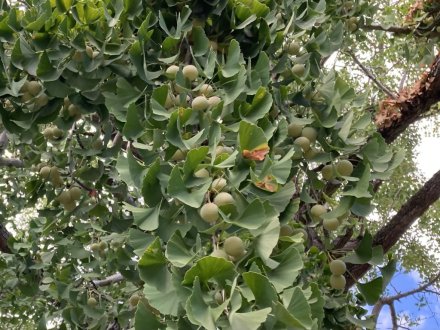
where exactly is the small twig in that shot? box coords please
[347,50,397,99]
[0,157,24,167]
[388,301,398,330]
[91,272,124,287]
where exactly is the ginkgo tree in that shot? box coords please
[0,0,439,329]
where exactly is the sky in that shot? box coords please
[374,129,440,329]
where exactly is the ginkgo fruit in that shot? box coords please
[90,243,100,252]
[292,63,305,76]
[182,65,198,81]
[294,136,311,151]
[211,178,227,192]
[129,295,140,307]
[280,224,294,236]
[323,218,339,231]
[207,96,221,107]
[69,186,82,200]
[200,83,214,96]
[310,205,327,221]
[166,65,179,79]
[301,127,318,143]
[200,203,219,223]
[213,192,234,206]
[171,149,185,161]
[87,297,98,307]
[192,96,209,111]
[224,236,245,258]
[58,191,72,204]
[287,123,303,138]
[336,160,354,177]
[330,274,346,290]
[329,260,346,276]
[287,41,300,55]
[27,81,42,96]
[321,164,335,180]
[194,168,209,178]
[39,166,51,179]
[210,249,229,260]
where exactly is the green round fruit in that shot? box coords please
[92,51,99,59]
[213,192,234,206]
[85,46,94,58]
[58,190,72,204]
[69,186,82,200]
[21,92,33,103]
[321,164,335,181]
[90,243,100,252]
[68,104,81,117]
[166,65,179,79]
[329,259,346,276]
[224,236,245,258]
[200,203,219,223]
[200,83,214,96]
[87,297,98,307]
[27,81,42,96]
[34,94,48,108]
[214,291,223,304]
[287,41,300,55]
[330,274,346,290]
[52,128,64,139]
[294,136,311,152]
[182,65,199,81]
[304,148,319,159]
[336,160,354,177]
[98,241,108,251]
[287,123,303,138]
[194,168,209,178]
[280,224,294,237]
[63,201,76,212]
[211,249,229,260]
[310,204,327,218]
[207,96,221,107]
[292,63,305,76]
[211,178,227,192]
[43,127,54,139]
[301,127,318,143]
[323,218,339,231]
[165,94,176,109]
[39,166,51,179]
[192,96,209,111]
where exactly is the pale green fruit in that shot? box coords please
[20,81,30,93]
[194,168,210,178]
[92,51,99,59]
[210,249,229,260]
[63,201,76,212]
[280,224,294,237]
[336,160,354,177]
[49,167,63,187]
[294,136,311,152]
[200,202,219,223]
[304,148,319,159]
[222,146,234,154]
[292,63,305,76]
[39,166,51,179]
[192,96,209,111]
[21,92,33,103]
[287,123,303,138]
[323,218,339,231]
[27,81,42,96]
[68,104,81,117]
[69,186,82,200]
[330,274,346,290]
[287,41,300,55]
[58,190,72,204]
[99,241,108,251]
[213,192,234,206]
[311,204,327,218]
[214,291,223,304]
[329,260,346,275]
[224,236,245,258]
[207,96,221,107]
[166,65,179,79]
[347,22,357,32]
[301,127,318,143]
[200,83,214,97]
[87,297,98,307]
[63,97,71,108]
[34,94,48,108]
[211,178,227,192]
[85,46,94,58]
[90,243,100,252]
[182,65,199,81]
[171,149,185,161]
[165,94,176,109]
[321,164,335,180]
[52,128,64,139]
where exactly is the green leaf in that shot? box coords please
[380,259,397,290]
[141,158,163,207]
[165,231,197,267]
[240,87,273,123]
[357,277,383,305]
[229,308,272,330]
[222,39,242,78]
[134,300,165,330]
[138,238,168,289]
[268,246,304,292]
[116,149,146,189]
[182,256,237,286]
[342,163,372,199]
[273,287,313,330]
[56,0,73,12]
[254,218,280,263]
[37,52,61,81]
[192,26,209,56]
[167,166,211,208]
[338,111,353,142]
[238,121,268,152]
[242,272,278,308]
[122,103,144,139]
[183,146,209,180]
[225,199,267,229]
[124,202,160,231]
[346,313,375,329]
[344,231,373,264]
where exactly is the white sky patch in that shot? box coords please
[416,136,440,178]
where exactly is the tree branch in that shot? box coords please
[0,222,11,253]
[0,157,24,167]
[347,50,397,99]
[346,169,440,288]
[91,272,124,287]
[362,23,440,39]
[388,301,398,330]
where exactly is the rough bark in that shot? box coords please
[346,169,440,288]
[0,223,11,253]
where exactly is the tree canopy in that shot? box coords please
[0,0,439,329]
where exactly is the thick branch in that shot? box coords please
[91,272,124,287]
[378,52,440,143]
[0,157,24,167]
[362,24,440,39]
[346,169,440,287]
[0,223,12,253]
